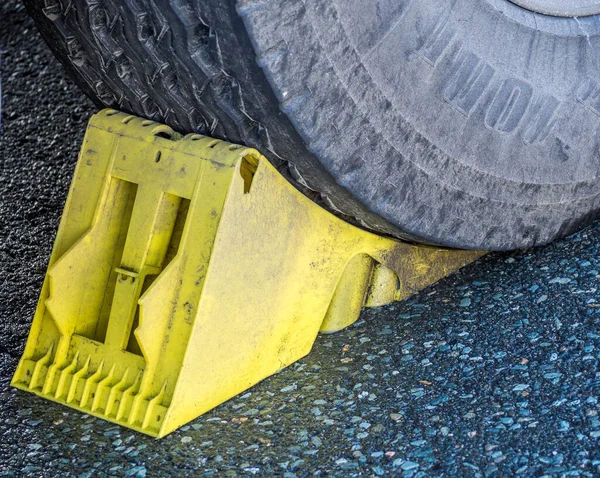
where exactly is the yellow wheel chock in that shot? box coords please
[12,110,484,437]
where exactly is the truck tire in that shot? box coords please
[24,0,600,250]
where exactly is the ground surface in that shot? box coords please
[2,1,600,477]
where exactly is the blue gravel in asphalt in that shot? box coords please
[2,1,600,476]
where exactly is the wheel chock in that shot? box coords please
[12,109,484,437]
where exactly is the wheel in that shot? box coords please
[24,0,600,250]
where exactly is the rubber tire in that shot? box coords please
[23,0,600,250]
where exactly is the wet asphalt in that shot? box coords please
[2,1,600,477]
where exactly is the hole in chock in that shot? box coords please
[208,140,220,149]
[155,151,162,163]
[153,131,172,140]
[240,155,258,194]
[122,115,135,124]
[106,110,118,116]
[228,144,241,151]
[141,120,154,127]
[92,179,139,344]
[125,197,191,357]
[151,125,175,140]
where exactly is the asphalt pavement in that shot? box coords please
[2,1,600,476]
